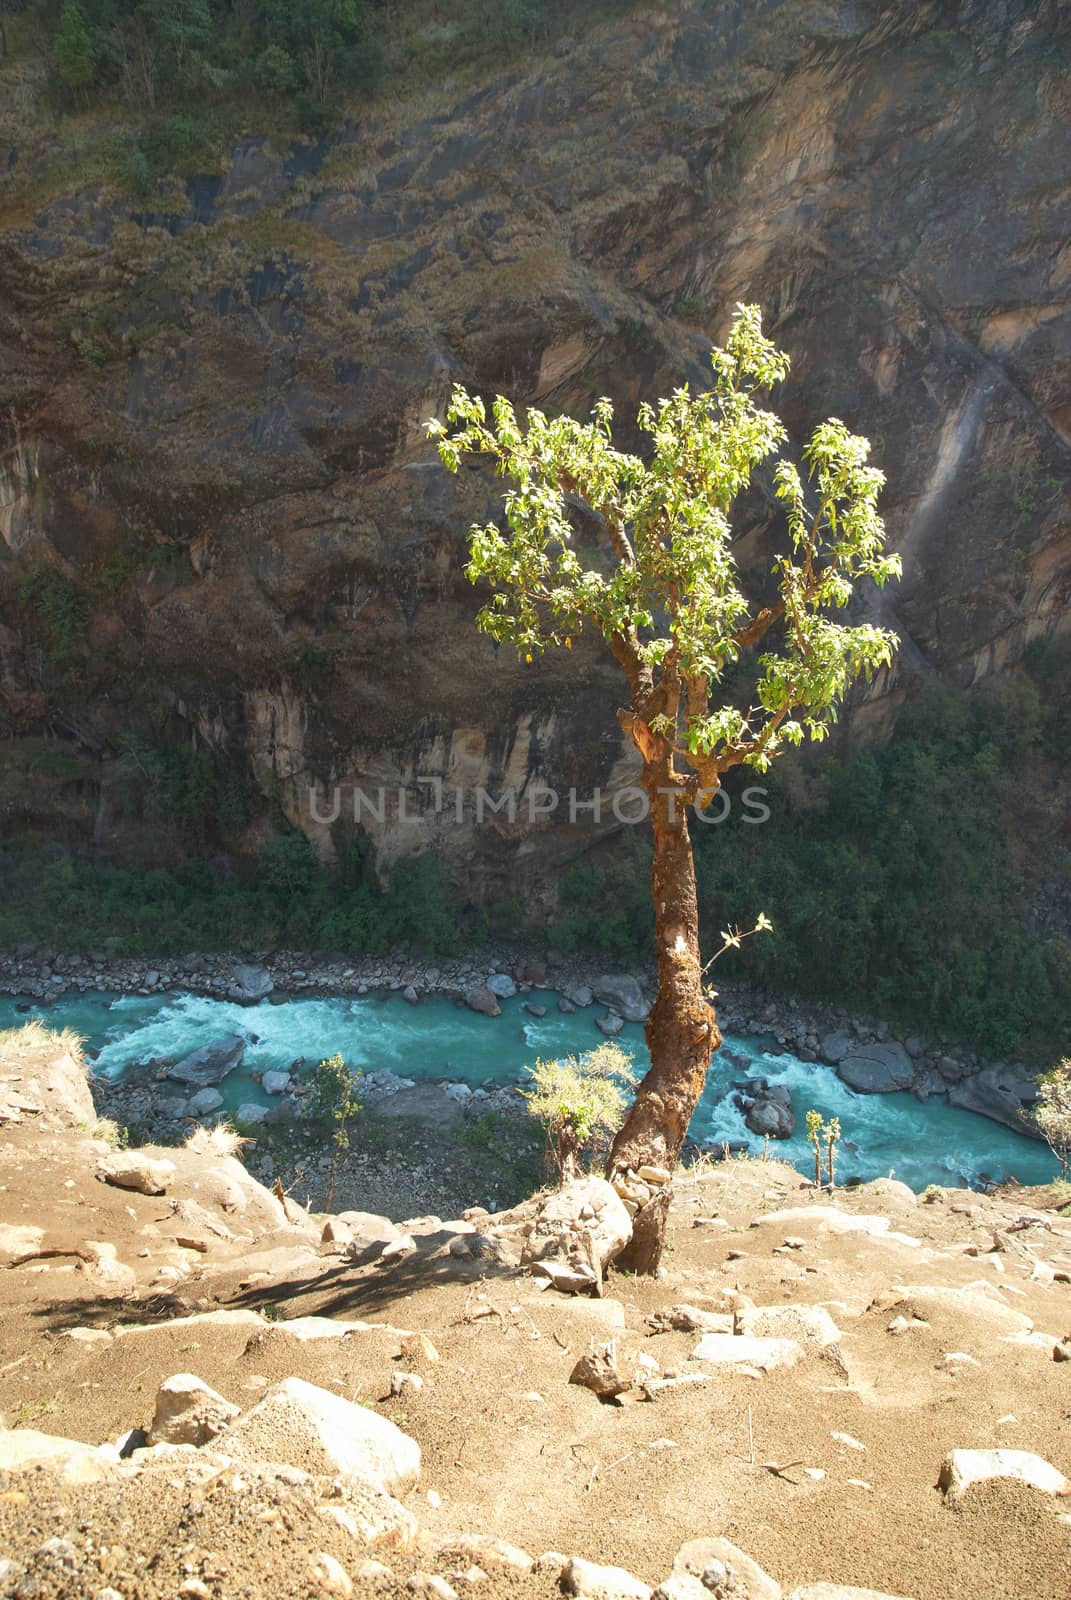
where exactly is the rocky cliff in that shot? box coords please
[0,0,1068,898]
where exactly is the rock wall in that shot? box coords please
[0,0,1067,895]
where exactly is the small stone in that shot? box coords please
[399,1332,440,1364]
[409,1576,457,1600]
[353,1562,396,1586]
[438,1535,534,1574]
[310,1552,354,1596]
[831,1432,866,1452]
[570,1343,631,1400]
[391,1372,424,1396]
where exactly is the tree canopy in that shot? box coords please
[430,304,901,803]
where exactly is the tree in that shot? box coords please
[308,1051,363,1209]
[431,304,900,1271]
[524,1042,637,1183]
[53,3,96,93]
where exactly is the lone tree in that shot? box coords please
[430,305,900,1270]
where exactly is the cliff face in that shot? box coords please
[0,0,1068,897]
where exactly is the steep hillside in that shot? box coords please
[0,0,1067,892]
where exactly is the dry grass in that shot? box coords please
[184,1123,247,1160]
[0,1019,86,1063]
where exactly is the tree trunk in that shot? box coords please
[606,764,720,1273]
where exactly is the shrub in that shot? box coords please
[1027,1059,1071,1180]
[524,1042,637,1183]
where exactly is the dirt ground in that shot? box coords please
[1,1029,1070,1599]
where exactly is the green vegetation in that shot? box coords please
[0,827,476,956]
[1027,1059,1071,1180]
[8,0,638,179]
[307,1050,362,1208]
[549,670,1071,1065]
[16,567,91,664]
[524,1041,636,1182]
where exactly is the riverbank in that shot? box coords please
[0,945,1046,1147]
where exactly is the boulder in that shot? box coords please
[736,1304,841,1348]
[0,1429,121,1485]
[0,1045,96,1129]
[229,963,274,1002]
[466,986,501,1018]
[564,985,593,1008]
[786,1589,915,1600]
[690,1334,803,1372]
[837,1043,914,1094]
[938,1448,1070,1500]
[437,1536,534,1575]
[187,1087,225,1116]
[562,1557,652,1600]
[672,1538,781,1600]
[222,1377,420,1494]
[167,1036,245,1088]
[486,973,517,999]
[522,1176,632,1280]
[97,1152,175,1196]
[947,1065,1042,1138]
[745,1098,795,1138]
[261,1070,291,1094]
[524,1002,548,1018]
[592,975,648,1023]
[596,1012,624,1037]
[234,1102,269,1126]
[148,1373,240,1446]
[373,1084,465,1125]
[819,1030,853,1065]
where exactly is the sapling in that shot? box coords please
[825,1115,842,1189]
[805,1109,823,1188]
[308,1052,363,1210]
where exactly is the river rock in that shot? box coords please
[592,975,648,1023]
[947,1065,1041,1137]
[819,1029,853,1064]
[524,1002,548,1018]
[187,1087,225,1116]
[374,1084,465,1125]
[596,1012,624,1037]
[466,986,501,1017]
[564,985,593,1008]
[167,1036,245,1088]
[262,1070,291,1094]
[836,1042,914,1094]
[745,1098,794,1138]
[486,973,517,998]
[229,963,274,1002]
[235,1102,269,1126]
[223,1377,420,1494]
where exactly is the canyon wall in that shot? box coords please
[0,0,1067,898]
